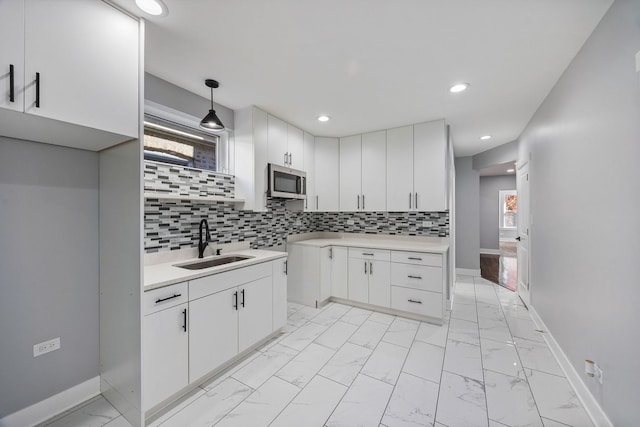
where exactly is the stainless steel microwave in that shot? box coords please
[267,163,306,199]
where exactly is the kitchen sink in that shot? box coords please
[175,255,254,270]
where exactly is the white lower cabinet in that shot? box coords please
[272,258,288,330]
[330,247,348,299]
[348,256,391,306]
[238,276,273,352]
[348,257,369,303]
[390,286,442,318]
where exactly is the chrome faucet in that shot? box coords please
[198,219,212,258]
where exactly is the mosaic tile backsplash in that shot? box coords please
[143,162,449,253]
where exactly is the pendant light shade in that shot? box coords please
[200,79,224,131]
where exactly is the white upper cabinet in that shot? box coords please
[386,125,414,211]
[314,137,340,211]
[0,0,139,150]
[361,130,386,211]
[267,115,288,166]
[235,106,269,212]
[386,120,447,212]
[287,124,303,169]
[303,131,316,211]
[414,120,447,211]
[339,134,362,211]
[0,0,24,113]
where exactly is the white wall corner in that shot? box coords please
[0,376,100,427]
[528,306,614,427]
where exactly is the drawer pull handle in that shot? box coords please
[408,275,422,279]
[408,257,423,261]
[234,291,238,310]
[362,252,374,256]
[155,293,182,304]
[408,299,423,304]
[35,72,40,108]
[182,308,187,332]
[9,64,15,102]
[241,289,245,307]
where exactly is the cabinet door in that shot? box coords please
[368,260,391,307]
[414,120,447,211]
[143,303,188,410]
[303,131,316,211]
[319,247,332,303]
[361,130,386,211]
[239,276,273,352]
[267,114,288,166]
[272,258,288,331]
[0,0,24,112]
[348,258,369,303]
[23,0,138,138]
[331,247,349,299]
[287,124,304,169]
[314,137,340,211]
[339,134,362,211]
[189,288,238,383]
[386,125,414,211]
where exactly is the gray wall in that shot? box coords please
[145,73,234,129]
[479,175,516,250]
[517,0,639,423]
[0,137,99,417]
[472,140,518,171]
[454,157,479,270]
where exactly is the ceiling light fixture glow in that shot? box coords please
[480,135,492,140]
[317,115,330,122]
[507,168,515,173]
[449,83,469,93]
[144,121,204,141]
[135,0,167,16]
[200,79,225,131]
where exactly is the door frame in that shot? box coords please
[516,160,531,306]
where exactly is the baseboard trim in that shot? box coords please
[480,248,501,255]
[0,376,100,427]
[456,268,481,276]
[528,306,613,427]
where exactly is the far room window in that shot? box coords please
[499,190,517,229]
[143,115,219,172]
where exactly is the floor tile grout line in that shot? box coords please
[472,275,491,427]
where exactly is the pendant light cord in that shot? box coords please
[210,87,214,110]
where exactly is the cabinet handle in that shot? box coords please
[316,195,319,210]
[408,275,422,279]
[415,192,418,210]
[409,193,412,209]
[362,252,374,256]
[289,153,293,165]
[357,195,360,209]
[408,257,423,261]
[408,299,423,304]
[155,293,182,304]
[362,194,365,210]
[329,248,333,259]
[284,260,288,275]
[9,64,15,102]
[35,72,40,108]
[364,261,367,274]
[370,261,373,275]
[284,152,288,165]
[233,291,238,310]
[182,308,188,332]
[241,289,245,307]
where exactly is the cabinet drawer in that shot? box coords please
[391,263,442,293]
[144,282,188,315]
[348,247,390,261]
[391,251,442,267]
[391,286,443,319]
[189,262,272,301]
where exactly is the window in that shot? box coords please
[143,115,219,172]
[499,190,517,229]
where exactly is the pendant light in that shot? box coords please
[200,79,225,131]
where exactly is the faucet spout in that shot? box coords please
[198,219,211,258]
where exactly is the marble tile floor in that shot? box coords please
[42,275,593,427]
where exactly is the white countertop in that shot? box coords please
[288,233,449,254]
[144,248,287,291]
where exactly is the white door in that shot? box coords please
[303,131,315,211]
[0,0,24,112]
[143,303,188,410]
[339,134,362,211]
[361,130,387,211]
[239,276,273,352]
[348,258,369,303]
[272,258,288,330]
[368,260,391,307]
[267,114,288,166]
[287,124,303,169]
[24,0,138,137]
[516,162,531,306]
[331,247,349,299]
[386,125,414,211]
[314,137,340,211]
[413,120,447,211]
[189,288,238,383]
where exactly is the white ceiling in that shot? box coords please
[479,161,516,177]
[111,0,612,156]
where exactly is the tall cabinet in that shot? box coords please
[314,137,340,211]
[339,131,386,211]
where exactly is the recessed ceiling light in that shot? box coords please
[135,0,168,16]
[507,169,515,173]
[449,83,469,93]
[480,135,492,140]
[317,115,330,122]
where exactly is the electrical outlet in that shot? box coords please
[594,363,604,384]
[422,220,433,227]
[347,219,355,225]
[33,337,60,357]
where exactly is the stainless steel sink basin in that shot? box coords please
[175,255,254,270]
